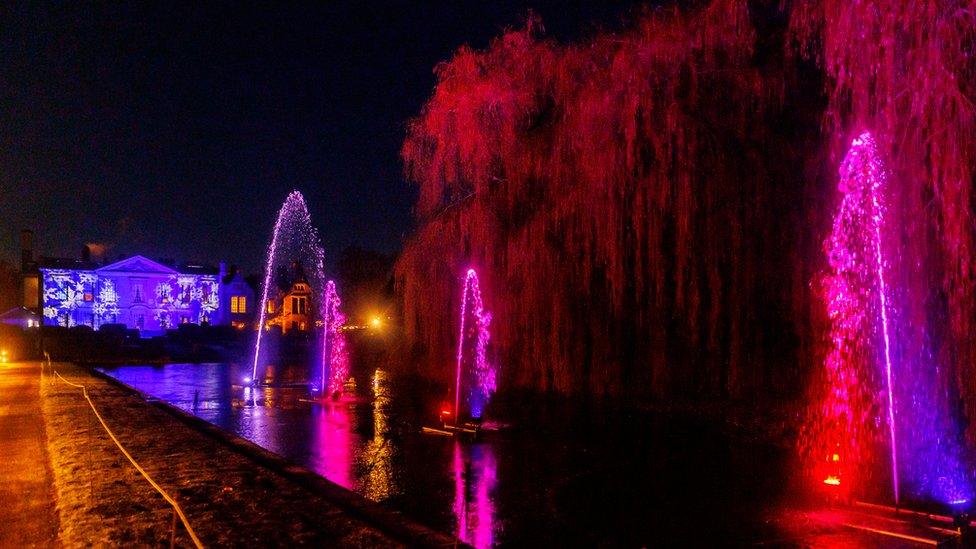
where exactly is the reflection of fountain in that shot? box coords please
[810,132,971,509]
[318,280,349,399]
[453,269,495,422]
[250,191,326,384]
[452,441,497,548]
[310,404,354,490]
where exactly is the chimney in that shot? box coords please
[81,245,91,262]
[20,229,33,271]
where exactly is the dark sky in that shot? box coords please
[0,1,640,273]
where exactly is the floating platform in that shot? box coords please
[240,381,311,389]
[422,421,481,437]
[809,501,974,547]
[299,393,371,405]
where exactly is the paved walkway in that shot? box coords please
[0,361,60,547]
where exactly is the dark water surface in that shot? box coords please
[97,362,793,547]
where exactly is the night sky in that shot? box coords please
[0,1,640,273]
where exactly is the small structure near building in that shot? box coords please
[262,261,314,335]
[222,268,256,330]
[0,307,40,329]
[265,278,313,334]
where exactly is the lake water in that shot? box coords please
[97,362,794,547]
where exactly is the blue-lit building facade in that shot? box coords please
[39,255,251,335]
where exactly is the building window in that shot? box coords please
[267,300,274,314]
[136,315,145,330]
[133,284,144,303]
[231,296,247,314]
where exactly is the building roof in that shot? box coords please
[96,255,179,275]
[35,257,100,271]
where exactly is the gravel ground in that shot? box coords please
[41,361,404,547]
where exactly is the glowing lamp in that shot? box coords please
[823,476,841,486]
[243,376,252,384]
[0,350,7,363]
[371,317,381,328]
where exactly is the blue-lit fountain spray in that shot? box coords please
[250,191,326,384]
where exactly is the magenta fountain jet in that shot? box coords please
[453,268,495,422]
[320,280,349,398]
[862,134,900,505]
[838,132,899,504]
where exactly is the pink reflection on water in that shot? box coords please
[310,403,355,490]
[452,441,498,548]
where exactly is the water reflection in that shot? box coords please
[453,441,498,548]
[310,403,354,489]
[360,369,396,501]
[97,362,789,547]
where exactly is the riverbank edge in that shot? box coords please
[84,365,462,548]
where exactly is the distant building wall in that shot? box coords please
[221,271,256,330]
[40,255,222,336]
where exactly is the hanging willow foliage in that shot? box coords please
[396,1,823,402]
[396,1,976,420]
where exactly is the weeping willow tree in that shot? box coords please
[395,0,976,418]
[396,1,817,402]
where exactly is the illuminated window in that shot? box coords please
[231,296,247,314]
[267,300,274,313]
[299,321,307,330]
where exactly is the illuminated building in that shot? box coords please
[264,273,313,335]
[221,268,256,330]
[28,254,254,336]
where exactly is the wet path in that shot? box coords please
[0,362,60,546]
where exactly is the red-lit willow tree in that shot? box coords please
[790,2,976,446]
[396,0,976,422]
